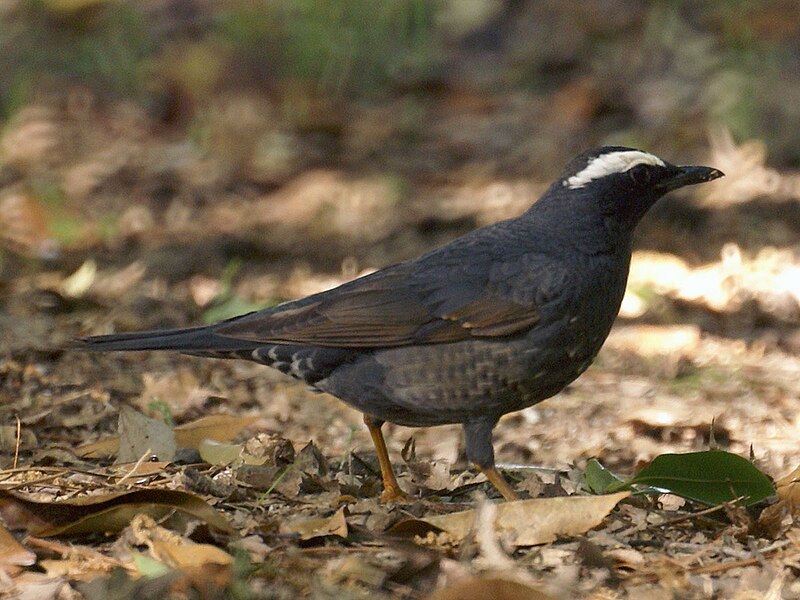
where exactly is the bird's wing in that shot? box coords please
[214,258,544,348]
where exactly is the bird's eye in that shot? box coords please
[628,164,651,186]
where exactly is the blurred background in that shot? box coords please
[2,0,800,476]
[2,0,800,265]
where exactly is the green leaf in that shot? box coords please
[133,553,171,579]
[202,296,272,324]
[584,459,627,494]
[627,450,774,506]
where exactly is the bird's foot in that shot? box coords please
[478,465,520,501]
[379,482,412,503]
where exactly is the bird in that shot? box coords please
[71,147,723,502]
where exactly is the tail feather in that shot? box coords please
[69,325,254,353]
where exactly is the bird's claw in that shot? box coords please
[379,484,412,503]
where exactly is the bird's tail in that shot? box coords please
[69,325,253,353]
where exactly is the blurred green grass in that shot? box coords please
[0,1,153,117]
[1,0,798,166]
[0,0,442,119]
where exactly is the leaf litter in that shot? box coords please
[3,112,800,598]
[6,279,800,598]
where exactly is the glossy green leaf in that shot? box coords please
[627,450,774,506]
[584,459,626,494]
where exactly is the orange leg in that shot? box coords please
[477,465,519,502]
[363,415,409,502]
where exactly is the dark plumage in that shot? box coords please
[72,147,723,501]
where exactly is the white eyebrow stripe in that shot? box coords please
[565,151,665,189]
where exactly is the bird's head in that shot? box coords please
[551,146,723,232]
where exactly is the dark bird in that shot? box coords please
[72,147,723,501]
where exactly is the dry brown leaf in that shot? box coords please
[426,577,555,600]
[754,500,789,539]
[175,414,260,449]
[0,488,234,537]
[776,466,800,514]
[117,405,177,464]
[0,572,66,600]
[406,459,454,492]
[607,548,646,569]
[75,435,119,458]
[77,413,258,458]
[236,535,272,562]
[151,539,234,570]
[123,514,233,589]
[26,537,123,581]
[283,507,348,541]
[423,492,630,546]
[127,513,233,569]
[60,259,97,298]
[39,557,119,581]
[198,440,267,466]
[0,521,36,575]
[0,188,58,258]
[320,554,388,590]
[198,440,243,466]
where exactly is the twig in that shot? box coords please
[658,496,746,527]
[628,538,795,583]
[689,556,761,575]
[4,472,65,491]
[116,448,153,486]
[13,416,21,470]
[262,466,291,498]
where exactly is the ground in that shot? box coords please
[2,2,800,598]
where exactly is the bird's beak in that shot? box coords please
[656,165,725,193]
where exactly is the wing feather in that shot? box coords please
[215,260,541,347]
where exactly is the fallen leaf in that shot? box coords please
[283,507,348,541]
[75,436,120,459]
[132,553,171,579]
[607,548,646,569]
[61,259,97,298]
[426,577,555,600]
[776,466,800,518]
[422,492,630,546]
[0,188,58,258]
[0,572,66,600]
[626,451,774,506]
[0,521,36,574]
[151,539,233,569]
[76,413,258,458]
[198,440,244,466]
[0,489,234,537]
[39,557,120,581]
[117,405,177,464]
[240,432,295,466]
[753,500,788,539]
[407,459,454,492]
[321,555,386,589]
[26,537,122,581]
[175,414,260,449]
[198,440,267,466]
[235,535,272,562]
